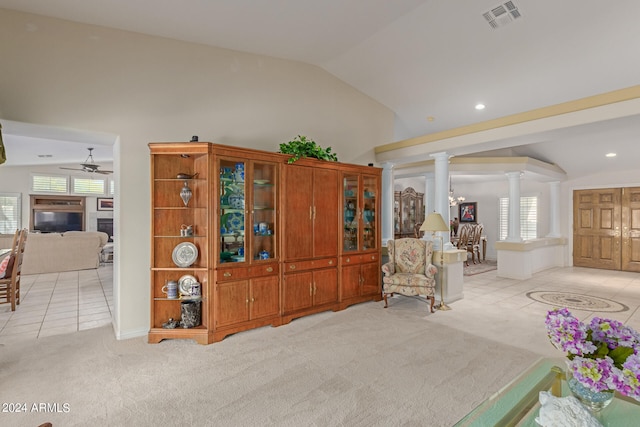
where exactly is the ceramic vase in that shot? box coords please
[181,300,201,328]
[180,181,192,206]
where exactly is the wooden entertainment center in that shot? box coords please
[149,142,382,344]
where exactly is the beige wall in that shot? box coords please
[0,9,394,338]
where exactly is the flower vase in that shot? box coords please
[180,181,192,206]
[567,375,614,412]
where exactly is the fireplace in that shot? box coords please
[97,218,114,242]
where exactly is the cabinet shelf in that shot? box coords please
[154,235,205,238]
[154,178,205,182]
[151,267,208,272]
[154,206,206,210]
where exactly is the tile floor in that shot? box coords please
[0,265,113,343]
[1,262,639,348]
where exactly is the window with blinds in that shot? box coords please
[0,193,21,234]
[32,174,69,193]
[72,176,106,195]
[499,196,538,240]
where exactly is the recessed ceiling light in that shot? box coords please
[605,152,617,158]
[426,116,435,122]
[475,103,486,110]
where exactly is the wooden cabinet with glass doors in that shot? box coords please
[149,142,381,344]
[340,171,382,308]
[148,142,211,345]
[212,146,282,342]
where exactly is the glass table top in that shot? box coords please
[454,358,640,427]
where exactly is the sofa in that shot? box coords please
[0,231,109,275]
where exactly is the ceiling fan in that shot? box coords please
[60,147,113,175]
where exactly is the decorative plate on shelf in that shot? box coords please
[172,242,198,268]
[178,274,198,296]
[225,212,244,231]
[254,179,270,185]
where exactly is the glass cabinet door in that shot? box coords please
[343,174,359,252]
[250,162,276,261]
[362,176,377,250]
[219,159,246,263]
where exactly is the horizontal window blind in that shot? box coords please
[0,193,21,234]
[499,196,537,240]
[72,177,106,195]
[32,174,68,193]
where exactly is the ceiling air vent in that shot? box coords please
[483,1,521,29]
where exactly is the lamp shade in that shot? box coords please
[420,212,449,232]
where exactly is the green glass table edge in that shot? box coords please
[454,357,640,427]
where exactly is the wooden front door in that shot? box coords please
[573,187,640,272]
[622,187,640,272]
[573,188,621,270]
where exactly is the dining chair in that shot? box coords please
[456,224,471,266]
[467,223,483,264]
[0,229,27,311]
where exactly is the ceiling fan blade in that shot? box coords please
[95,170,113,175]
[59,167,84,171]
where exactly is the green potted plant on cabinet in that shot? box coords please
[278,135,338,164]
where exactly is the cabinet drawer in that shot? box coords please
[216,267,250,281]
[284,257,337,272]
[250,263,279,277]
[341,253,378,266]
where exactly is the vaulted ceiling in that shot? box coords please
[1,0,639,179]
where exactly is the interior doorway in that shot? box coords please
[573,187,640,272]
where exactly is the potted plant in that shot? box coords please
[278,135,338,164]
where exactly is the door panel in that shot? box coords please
[313,268,338,306]
[341,264,360,299]
[282,272,312,313]
[313,168,339,258]
[573,189,621,270]
[250,275,279,320]
[622,187,640,272]
[215,280,249,327]
[361,262,381,296]
[283,166,313,259]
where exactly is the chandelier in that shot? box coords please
[449,180,465,207]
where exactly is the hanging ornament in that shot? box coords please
[180,181,192,206]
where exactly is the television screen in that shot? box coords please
[34,211,83,233]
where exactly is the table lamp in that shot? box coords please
[420,212,451,311]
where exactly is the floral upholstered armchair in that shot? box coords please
[381,238,438,313]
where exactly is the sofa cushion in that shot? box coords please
[63,231,109,246]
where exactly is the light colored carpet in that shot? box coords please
[0,298,541,427]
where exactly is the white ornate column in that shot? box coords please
[430,152,452,249]
[547,180,561,237]
[381,162,394,246]
[506,171,523,242]
[423,173,435,240]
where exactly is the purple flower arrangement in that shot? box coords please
[545,308,640,400]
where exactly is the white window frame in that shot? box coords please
[71,175,107,195]
[31,173,70,194]
[0,192,22,234]
[499,195,538,241]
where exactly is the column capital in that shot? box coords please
[380,161,395,170]
[505,171,523,179]
[429,152,451,161]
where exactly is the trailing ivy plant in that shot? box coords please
[279,135,338,164]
